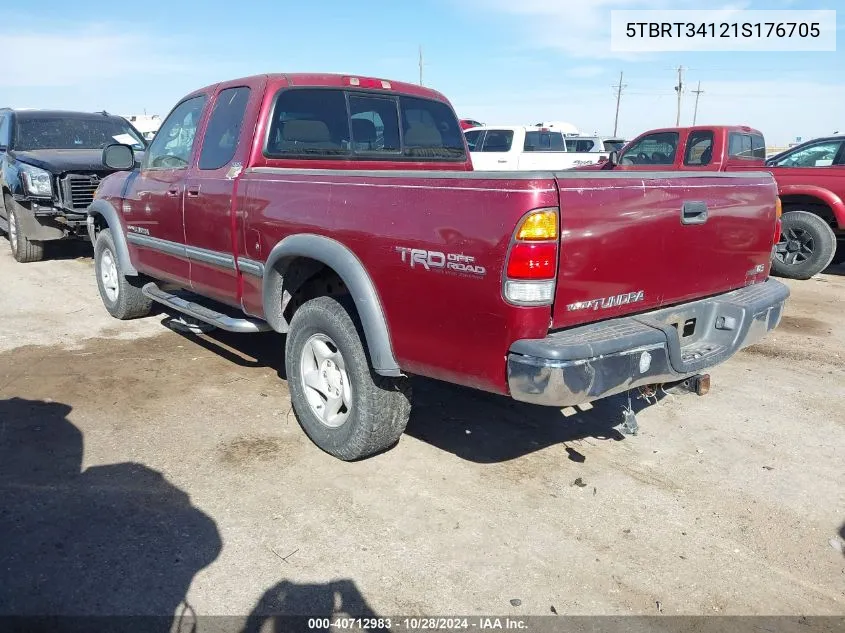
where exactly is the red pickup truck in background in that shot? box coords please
[88,74,788,460]
[597,126,845,279]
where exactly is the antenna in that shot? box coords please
[418,45,424,86]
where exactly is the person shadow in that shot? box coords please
[0,397,222,631]
[240,579,389,633]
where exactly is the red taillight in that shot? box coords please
[503,208,559,305]
[506,242,557,279]
[774,197,783,245]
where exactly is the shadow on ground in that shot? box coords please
[0,397,221,628]
[161,324,666,463]
[238,579,388,633]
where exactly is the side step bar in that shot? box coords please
[142,283,271,333]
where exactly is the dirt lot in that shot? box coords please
[0,243,843,621]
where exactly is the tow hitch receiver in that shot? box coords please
[673,373,711,396]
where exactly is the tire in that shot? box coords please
[771,210,837,280]
[94,228,153,319]
[285,295,411,460]
[5,196,45,263]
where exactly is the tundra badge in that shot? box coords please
[567,291,645,312]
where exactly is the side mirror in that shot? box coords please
[102,143,136,170]
[603,150,619,169]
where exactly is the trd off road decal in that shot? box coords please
[395,247,486,276]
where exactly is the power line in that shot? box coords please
[692,81,705,125]
[674,66,685,126]
[612,71,627,137]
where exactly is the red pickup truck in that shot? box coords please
[598,126,845,279]
[87,74,788,460]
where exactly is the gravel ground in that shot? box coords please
[0,242,842,623]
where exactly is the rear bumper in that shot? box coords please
[507,279,789,407]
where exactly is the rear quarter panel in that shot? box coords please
[238,169,559,393]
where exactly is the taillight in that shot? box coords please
[504,208,559,305]
[774,197,783,245]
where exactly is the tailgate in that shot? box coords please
[551,171,778,329]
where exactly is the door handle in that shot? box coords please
[166,186,181,198]
[186,185,201,198]
[681,201,708,225]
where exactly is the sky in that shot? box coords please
[2,0,842,146]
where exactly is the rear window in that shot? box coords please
[728,132,766,159]
[464,130,484,151]
[479,130,513,152]
[14,116,145,151]
[565,139,597,152]
[524,131,564,151]
[264,88,465,161]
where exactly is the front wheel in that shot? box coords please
[5,196,45,263]
[285,295,411,460]
[94,229,153,319]
[771,210,837,280]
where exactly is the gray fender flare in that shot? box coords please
[262,234,401,377]
[87,199,138,276]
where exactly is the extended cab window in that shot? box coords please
[349,95,400,153]
[770,140,844,167]
[728,133,765,159]
[620,132,679,165]
[145,96,207,169]
[199,87,251,170]
[479,130,513,152]
[464,130,484,151]
[524,131,564,151]
[684,131,714,166]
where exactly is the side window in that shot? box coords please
[479,130,513,152]
[266,89,350,157]
[464,130,484,151]
[199,87,251,170]
[145,96,207,169]
[349,94,400,154]
[771,140,844,168]
[525,132,564,151]
[620,132,679,165]
[728,133,766,159]
[0,115,8,149]
[684,131,715,166]
[399,96,465,159]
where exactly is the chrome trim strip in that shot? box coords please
[237,257,265,277]
[126,233,238,272]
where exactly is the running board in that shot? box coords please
[142,283,271,333]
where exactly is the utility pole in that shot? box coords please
[674,66,685,126]
[418,45,424,86]
[691,81,704,125]
[612,71,627,136]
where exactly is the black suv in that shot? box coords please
[0,109,146,262]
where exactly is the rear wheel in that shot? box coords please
[285,295,411,460]
[5,196,45,263]
[94,229,153,319]
[772,210,837,280]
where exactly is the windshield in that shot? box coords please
[15,117,146,151]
